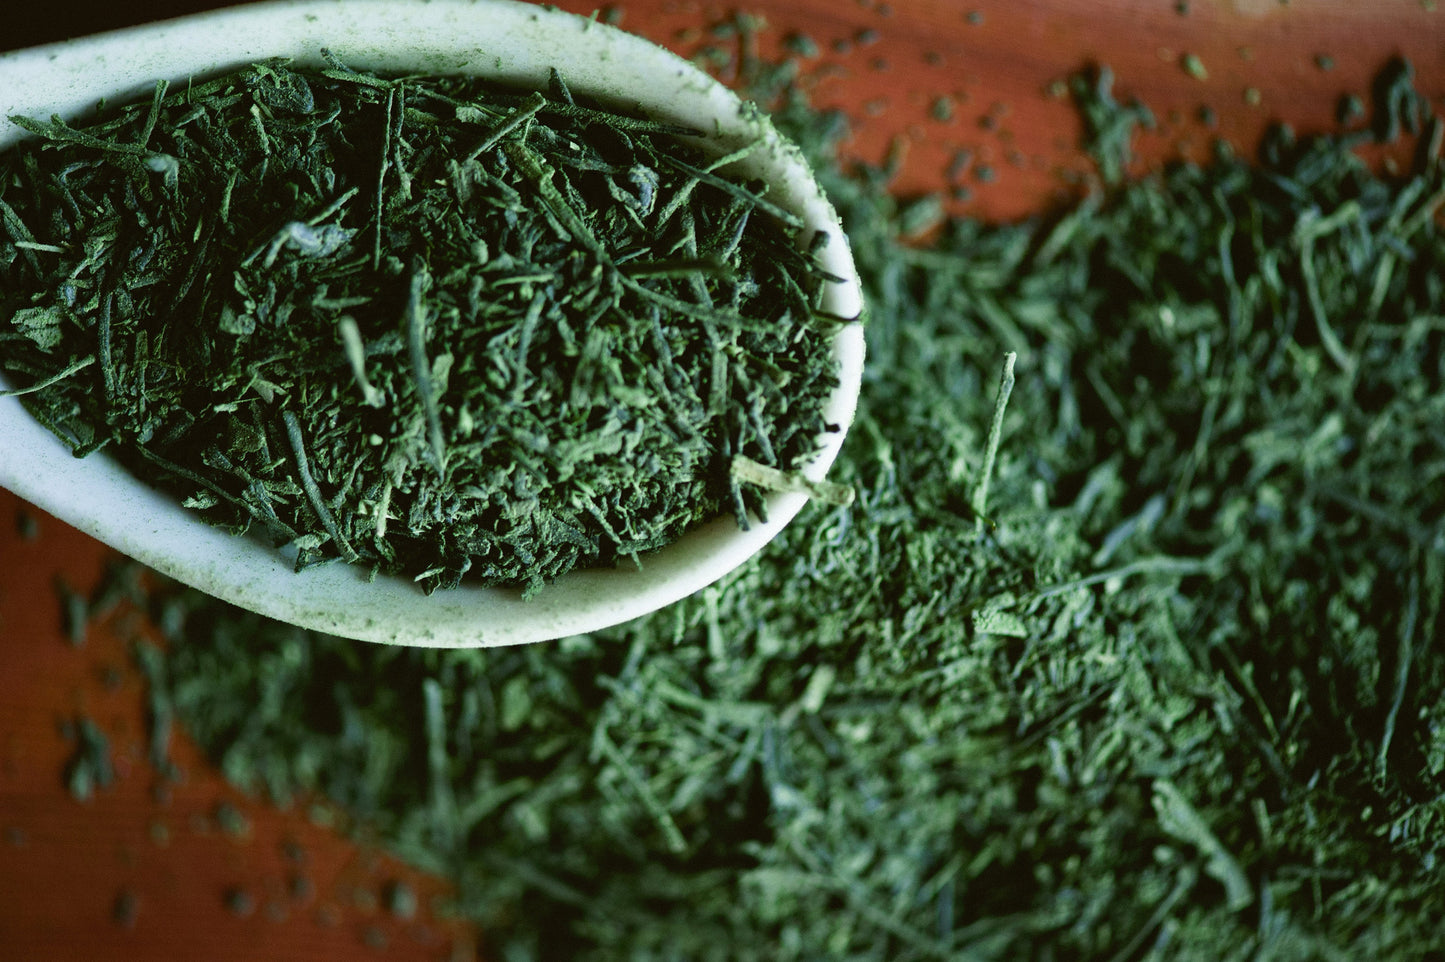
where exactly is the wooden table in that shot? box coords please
[2,1,1441,958]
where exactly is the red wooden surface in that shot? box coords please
[0,490,480,960]
[2,1,1442,959]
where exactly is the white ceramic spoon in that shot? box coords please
[0,0,864,647]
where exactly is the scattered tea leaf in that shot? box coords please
[63,717,114,801]
[85,38,1445,962]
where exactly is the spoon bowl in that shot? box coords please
[0,0,864,647]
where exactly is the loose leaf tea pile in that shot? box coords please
[61,45,1445,962]
[0,59,841,593]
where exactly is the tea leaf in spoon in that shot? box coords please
[1,59,844,593]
